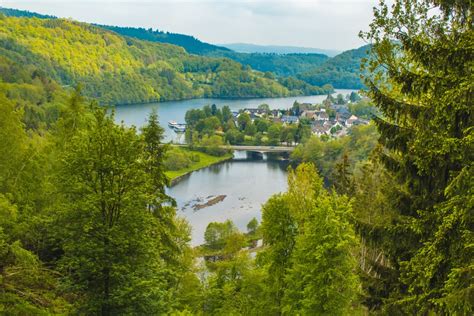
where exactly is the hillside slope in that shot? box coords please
[98,25,231,55]
[0,15,333,104]
[297,45,370,89]
[0,7,364,91]
[208,51,329,77]
[100,24,366,88]
[93,24,330,77]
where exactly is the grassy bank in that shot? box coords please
[165,147,233,182]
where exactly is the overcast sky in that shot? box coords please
[3,0,377,51]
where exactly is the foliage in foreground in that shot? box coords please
[0,81,199,313]
[356,0,473,313]
[0,0,472,314]
[196,164,361,315]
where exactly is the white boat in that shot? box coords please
[168,120,178,127]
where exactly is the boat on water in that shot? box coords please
[168,120,178,127]
[168,120,186,132]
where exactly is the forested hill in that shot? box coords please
[0,7,366,89]
[0,15,334,105]
[0,7,232,56]
[207,51,329,77]
[98,25,367,87]
[82,24,331,77]
[98,25,231,55]
[297,45,371,89]
[0,7,55,19]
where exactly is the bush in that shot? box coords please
[164,149,193,171]
[199,135,229,156]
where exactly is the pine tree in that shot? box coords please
[360,0,473,313]
[333,152,354,195]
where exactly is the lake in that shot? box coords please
[166,151,289,246]
[114,89,356,142]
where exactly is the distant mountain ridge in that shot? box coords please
[0,6,55,19]
[220,43,340,57]
[97,25,231,55]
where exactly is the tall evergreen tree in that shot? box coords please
[360,0,473,313]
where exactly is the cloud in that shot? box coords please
[3,0,376,50]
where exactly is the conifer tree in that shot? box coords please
[360,0,473,313]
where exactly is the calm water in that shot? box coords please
[114,89,356,141]
[114,92,354,245]
[166,151,289,245]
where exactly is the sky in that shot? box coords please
[2,0,377,51]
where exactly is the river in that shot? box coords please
[114,89,356,142]
[166,151,289,245]
[114,90,355,245]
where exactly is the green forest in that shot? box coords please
[94,25,368,89]
[297,45,370,89]
[0,7,367,90]
[0,0,473,315]
[0,14,332,105]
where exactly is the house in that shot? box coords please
[328,121,344,135]
[311,120,331,136]
[244,108,266,115]
[312,124,331,136]
[336,109,351,122]
[345,115,359,127]
[270,109,281,118]
[243,108,266,119]
[281,115,299,124]
[316,111,329,121]
[330,120,344,129]
[299,110,317,120]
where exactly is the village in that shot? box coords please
[176,92,374,149]
[236,94,371,140]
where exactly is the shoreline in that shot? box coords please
[166,153,233,186]
[112,90,345,107]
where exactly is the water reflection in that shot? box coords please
[167,151,288,245]
[114,90,356,142]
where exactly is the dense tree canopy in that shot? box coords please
[0,1,472,315]
[298,45,370,89]
[357,0,473,313]
[0,15,331,105]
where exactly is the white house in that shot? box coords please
[345,115,359,127]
